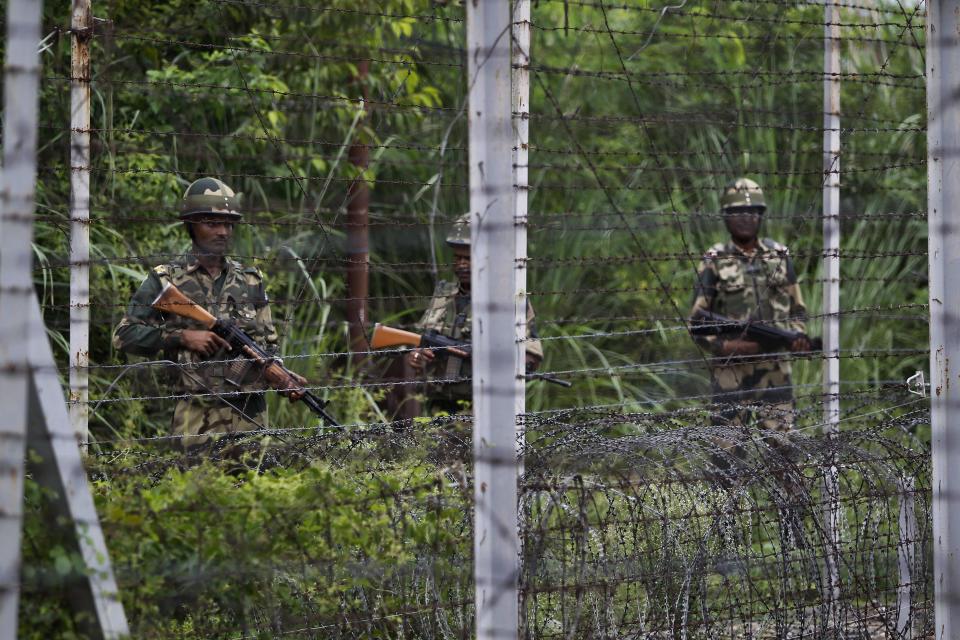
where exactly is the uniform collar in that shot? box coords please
[726,238,770,258]
[184,252,236,277]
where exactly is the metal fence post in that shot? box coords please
[69,0,92,443]
[26,291,130,638]
[0,0,44,633]
[468,0,520,637]
[512,0,530,629]
[822,0,842,626]
[897,476,916,638]
[513,0,530,460]
[927,0,960,636]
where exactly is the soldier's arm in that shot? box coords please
[112,271,182,357]
[785,257,808,335]
[689,259,722,353]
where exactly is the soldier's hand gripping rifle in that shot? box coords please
[370,323,573,388]
[689,308,822,352]
[152,282,340,426]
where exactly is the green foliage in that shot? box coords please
[23,450,470,638]
[30,0,465,442]
[524,1,927,414]
[21,0,929,635]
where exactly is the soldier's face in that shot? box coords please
[723,207,763,242]
[453,246,471,290]
[190,216,235,255]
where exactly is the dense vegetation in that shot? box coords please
[18,0,928,636]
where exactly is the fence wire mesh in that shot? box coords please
[17,0,931,637]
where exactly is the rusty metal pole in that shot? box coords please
[346,60,370,361]
[69,0,92,444]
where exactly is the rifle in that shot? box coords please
[689,308,822,351]
[151,282,340,426]
[370,323,573,388]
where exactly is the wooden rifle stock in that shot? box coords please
[370,323,571,387]
[151,282,340,426]
[370,324,425,350]
[370,323,470,358]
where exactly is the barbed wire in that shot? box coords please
[45,76,461,116]
[41,165,465,189]
[38,123,467,153]
[69,350,926,414]
[523,159,926,175]
[522,107,926,132]
[77,383,916,449]
[537,0,921,16]
[37,272,928,310]
[528,146,924,160]
[525,64,925,91]
[21,0,934,637]
[210,0,464,22]
[106,33,466,69]
[528,20,924,45]
[32,205,929,224]
[527,0,925,30]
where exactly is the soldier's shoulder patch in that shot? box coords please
[152,264,171,278]
[240,267,265,292]
[154,258,191,280]
[434,280,458,296]
[155,252,193,274]
[704,242,727,259]
[761,237,789,255]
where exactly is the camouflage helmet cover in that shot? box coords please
[720,177,766,211]
[445,213,471,247]
[179,177,243,220]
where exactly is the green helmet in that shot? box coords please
[445,213,471,247]
[720,178,766,212]
[179,177,243,220]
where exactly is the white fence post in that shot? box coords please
[822,0,842,626]
[513,0,530,459]
[468,0,521,637]
[0,0,44,634]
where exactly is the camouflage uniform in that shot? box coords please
[113,178,279,449]
[113,254,279,448]
[413,212,545,413]
[689,237,807,433]
[415,281,544,411]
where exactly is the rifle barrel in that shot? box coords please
[302,392,340,427]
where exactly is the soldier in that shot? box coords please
[689,178,810,441]
[404,214,544,414]
[113,177,304,449]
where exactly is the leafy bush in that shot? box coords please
[23,447,471,638]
